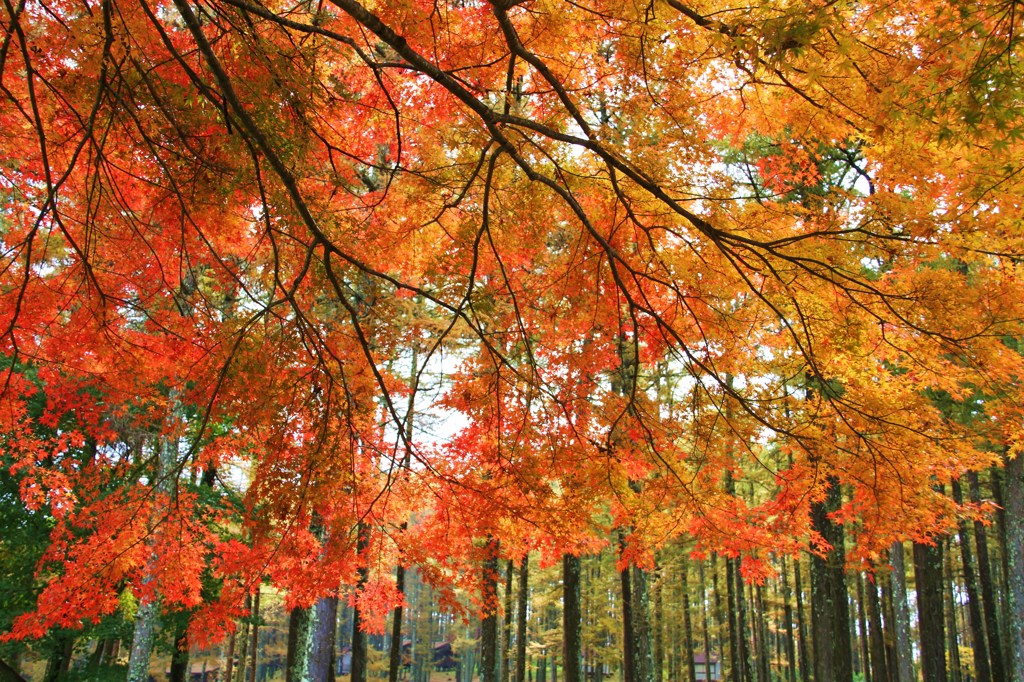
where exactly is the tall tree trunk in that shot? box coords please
[1004,453,1024,682]
[681,561,696,682]
[287,605,317,682]
[793,555,810,682]
[310,595,339,682]
[629,565,654,682]
[913,539,948,682]
[856,575,871,682]
[943,541,962,682]
[970,471,1006,682]
[482,538,501,682]
[170,622,190,682]
[389,566,406,682]
[517,555,529,682]
[726,557,740,682]
[699,560,713,682]
[953,479,992,682]
[654,563,664,682]
[235,594,251,682]
[889,544,914,682]
[42,632,73,682]
[864,576,889,682]
[564,554,583,682]
[782,556,798,682]
[504,560,515,682]
[225,629,237,682]
[621,548,635,682]
[351,524,371,682]
[248,587,261,682]
[810,476,853,682]
[755,582,771,682]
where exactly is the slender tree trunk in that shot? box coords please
[793,555,810,682]
[170,622,190,682]
[726,557,741,682]
[654,563,664,682]
[1004,453,1024,682]
[564,554,583,682]
[621,548,635,682]
[755,582,771,682]
[913,539,948,682]
[42,632,73,682]
[390,566,406,682]
[782,556,798,682]
[225,630,237,682]
[943,541,962,682]
[310,595,339,682]
[865,576,889,682]
[953,479,992,682]
[856,575,871,682]
[970,471,1006,682]
[889,544,914,682]
[351,524,371,682]
[681,561,696,682]
[482,538,501,682]
[504,560,515,682]
[236,594,251,682]
[517,554,530,682]
[248,587,261,682]
[991,468,1013,681]
[699,560,713,682]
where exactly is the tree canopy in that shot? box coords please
[1,0,1022,649]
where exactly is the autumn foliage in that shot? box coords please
[0,0,1022,648]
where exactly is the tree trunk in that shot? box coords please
[351,524,371,682]
[629,565,654,682]
[621,551,635,682]
[170,622,190,682]
[864,576,889,682]
[287,605,317,682]
[42,632,73,682]
[810,477,853,682]
[856,575,871,682]
[505,560,515,682]
[390,566,406,682]
[913,540,947,682]
[564,554,583,682]
[782,556,798,682]
[953,479,992,682]
[726,557,741,682]
[482,538,501,682]
[1004,453,1024,682]
[889,544,914,682]
[236,594,251,682]
[943,541,962,682]
[517,555,529,682]
[970,471,1006,682]
[793,555,810,682]
[310,595,339,682]
[681,561,696,682]
[248,586,261,682]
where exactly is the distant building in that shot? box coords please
[694,653,721,681]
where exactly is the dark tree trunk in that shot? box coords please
[810,477,853,682]
[681,561,696,682]
[236,594,251,682]
[351,525,371,682]
[654,564,663,682]
[793,555,810,682]
[622,551,635,682]
[1004,453,1024,682]
[482,539,501,682]
[856,575,871,682]
[310,595,338,682]
[390,566,406,682]
[755,582,771,682]
[889,544,914,682]
[170,622,190,682]
[864,576,889,682]
[225,630,237,682]
[42,632,73,682]
[629,565,654,682]
[564,554,583,682]
[943,541,962,682]
[248,588,261,682]
[782,556,797,682]
[913,540,948,682]
[953,479,992,682]
[970,471,1006,682]
[726,557,741,682]
[517,554,529,682]
[504,560,515,682]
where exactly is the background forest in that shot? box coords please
[0,0,1022,679]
